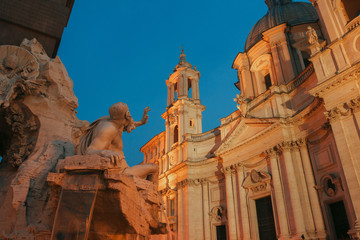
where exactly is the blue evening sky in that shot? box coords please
[58,0,308,166]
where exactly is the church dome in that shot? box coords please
[244,0,318,51]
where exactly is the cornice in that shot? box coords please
[280,97,324,126]
[247,63,315,114]
[309,63,360,98]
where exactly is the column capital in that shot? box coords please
[264,147,281,158]
[278,141,298,152]
[221,166,235,176]
[234,162,245,172]
[295,138,307,148]
[325,96,360,122]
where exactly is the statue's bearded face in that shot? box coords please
[124,111,135,133]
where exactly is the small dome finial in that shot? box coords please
[179,48,187,63]
[173,48,193,71]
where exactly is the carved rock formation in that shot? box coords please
[0,39,87,239]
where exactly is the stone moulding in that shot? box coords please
[309,63,360,98]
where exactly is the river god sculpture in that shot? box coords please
[77,102,158,185]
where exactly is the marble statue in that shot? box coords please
[306,26,319,45]
[78,102,159,185]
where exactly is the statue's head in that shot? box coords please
[4,54,18,70]
[109,102,135,132]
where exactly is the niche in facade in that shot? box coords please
[173,125,178,144]
[250,54,273,95]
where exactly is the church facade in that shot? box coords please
[141,0,360,239]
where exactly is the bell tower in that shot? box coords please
[162,50,205,163]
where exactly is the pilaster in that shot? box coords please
[201,179,211,240]
[278,141,306,237]
[235,165,251,240]
[265,147,290,239]
[292,140,316,238]
[325,99,360,235]
[176,181,185,240]
[296,139,327,239]
[223,166,239,240]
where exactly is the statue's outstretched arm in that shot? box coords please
[134,107,151,127]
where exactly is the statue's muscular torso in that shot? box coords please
[86,120,125,159]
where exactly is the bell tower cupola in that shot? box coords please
[166,50,201,106]
[162,50,205,156]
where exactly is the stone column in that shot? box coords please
[165,118,171,153]
[297,139,326,239]
[240,68,255,99]
[191,78,199,100]
[184,75,189,98]
[202,179,211,240]
[279,141,306,236]
[179,73,185,97]
[278,40,296,82]
[167,82,171,106]
[236,165,251,240]
[187,180,203,240]
[223,166,239,240]
[170,84,175,103]
[292,141,316,237]
[232,169,241,240]
[326,105,360,235]
[265,148,290,239]
[177,181,184,240]
[270,42,286,85]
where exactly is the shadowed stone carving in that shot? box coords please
[0,39,166,240]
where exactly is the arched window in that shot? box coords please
[188,78,192,98]
[174,82,178,101]
[250,54,273,95]
[189,119,194,127]
[174,125,178,144]
[265,73,272,90]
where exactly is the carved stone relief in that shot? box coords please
[0,45,40,107]
[0,103,40,167]
[242,170,271,193]
[315,174,343,197]
[209,206,225,222]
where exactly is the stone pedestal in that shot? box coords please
[47,155,165,240]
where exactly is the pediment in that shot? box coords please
[215,118,278,155]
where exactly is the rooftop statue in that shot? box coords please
[77,102,159,185]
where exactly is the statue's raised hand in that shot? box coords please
[141,107,151,124]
